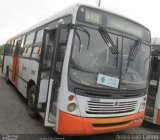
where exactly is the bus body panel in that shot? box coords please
[57,110,144,135]
[3,56,13,77]
[2,4,151,135]
[17,58,39,98]
[12,56,18,82]
[155,83,160,109]
[145,39,160,125]
[17,75,28,98]
[154,79,160,124]
[153,107,158,124]
[38,80,49,103]
[3,55,39,98]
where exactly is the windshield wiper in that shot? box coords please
[116,37,119,69]
[124,39,142,77]
[99,27,118,54]
[75,26,90,50]
[128,39,142,61]
[75,30,81,52]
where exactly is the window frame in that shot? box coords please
[22,31,36,58]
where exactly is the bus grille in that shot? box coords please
[85,100,137,114]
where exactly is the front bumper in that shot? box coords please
[57,111,145,136]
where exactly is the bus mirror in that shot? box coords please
[59,28,69,44]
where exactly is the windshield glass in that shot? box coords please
[69,27,150,90]
[121,38,150,89]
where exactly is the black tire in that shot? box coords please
[5,67,10,84]
[27,85,38,118]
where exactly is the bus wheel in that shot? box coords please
[28,85,38,118]
[5,67,10,84]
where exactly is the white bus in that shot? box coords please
[145,38,160,125]
[2,4,151,135]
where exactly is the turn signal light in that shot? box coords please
[68,95,74,101]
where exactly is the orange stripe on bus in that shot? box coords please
[57,111,145,135]
[12,56,17,82]
[12,56,19,88]
[156,109,160,125]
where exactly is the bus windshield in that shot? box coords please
[69,26,150,90]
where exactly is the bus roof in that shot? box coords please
[7,3,150,42]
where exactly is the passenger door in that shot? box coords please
[38,25,69,127]
[36,29,56,109]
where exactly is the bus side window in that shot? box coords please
[25,32,35,45]
[32,29,43,59]
[9,40,15,56]
[13,39,19,56]
[42,31,55,69]
[22,32,35,57]
[32,46,40,58]
[54,29,68,76]
[8,42,12,55]
[19,36,26,56]
[25,47,32,57]
[16,39,22,55]
[55,45,67,76]
[5,41,11,55]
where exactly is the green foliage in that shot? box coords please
[0,44,4,55]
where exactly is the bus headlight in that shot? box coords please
[67,103,77,112]
[139,97,147,112]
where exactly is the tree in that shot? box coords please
[0,44,4,55]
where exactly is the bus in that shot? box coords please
[2,4,151,135]
[145,38,160,125]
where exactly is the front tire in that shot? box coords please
[28,85,38,118]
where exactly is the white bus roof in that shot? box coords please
[7,3,149,41]
[7,4,79,41]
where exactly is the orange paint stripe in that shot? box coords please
[12,56,17,82]
[156,109,160,125]
[12,56,19,88]
[58,111,145,135]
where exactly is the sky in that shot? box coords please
[0,0,160,44]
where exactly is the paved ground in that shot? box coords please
[0,68,159,140]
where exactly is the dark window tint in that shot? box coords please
[42,32,55,69]
[5,42,11,55]
[22,46,32,57]
[32,46,41,59]
[19,36,26,56]
[8,40,15,55]
[13,40,17,55]
[55,45,67,76]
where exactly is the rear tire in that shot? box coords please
[5,67,10,84]
[28,85,38,118]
